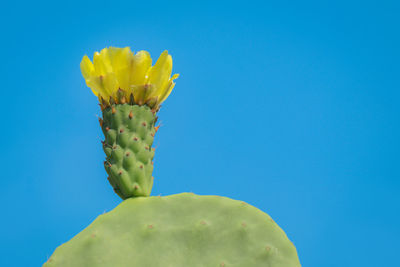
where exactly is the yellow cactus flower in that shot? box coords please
[80,47,179,110]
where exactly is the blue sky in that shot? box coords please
[1,0,399,266]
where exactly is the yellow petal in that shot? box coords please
[130,50,152,86]
[110,47,134,90]
[158,73,179,102]
[80,56,99,96]
[93,49,112,75]
[159,81,176,104]
[86,77,107,98]
[80,55,95,80]
[132,84,153,105]
[147,51,172,96]
[108,47,131,71]
[101,72,119,96]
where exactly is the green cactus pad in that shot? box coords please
[44,193,301,267]
[101,104,156,199]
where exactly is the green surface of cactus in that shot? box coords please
[44,193,301,267]
[102,104,156,199]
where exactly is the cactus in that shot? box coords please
[80,47,178,199]
[102,104,157,198]
[44,47,301,266]
[44,193,300,267]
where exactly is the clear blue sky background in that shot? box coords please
[1,0,399,266]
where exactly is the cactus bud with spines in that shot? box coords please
[80,47,178,199]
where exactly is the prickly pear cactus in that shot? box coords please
[44,47,301,266]
[44,194,300,267]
